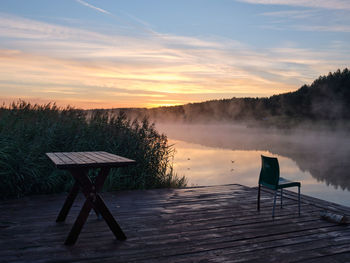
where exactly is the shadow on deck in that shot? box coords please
[1,184,350,262]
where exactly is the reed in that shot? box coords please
[0,101,186,199]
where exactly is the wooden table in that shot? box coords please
[46,151,136,245]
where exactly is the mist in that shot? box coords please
[155,123,350,192]
[101,68,350,132]
[90,69,350,193]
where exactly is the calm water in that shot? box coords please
[156,124,350,208]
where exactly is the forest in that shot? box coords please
[105,68,350,128]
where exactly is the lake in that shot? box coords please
[156,123,350,208]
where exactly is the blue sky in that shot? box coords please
[0,0,349,108]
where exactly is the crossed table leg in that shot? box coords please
[56,167,126,245]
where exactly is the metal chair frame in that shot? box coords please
[257,155,301,218]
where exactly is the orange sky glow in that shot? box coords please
[1,1,349,109]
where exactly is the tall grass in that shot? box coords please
[0,101,186,199]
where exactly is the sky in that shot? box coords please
[0,0,349,109]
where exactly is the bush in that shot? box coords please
[0,101,186,199]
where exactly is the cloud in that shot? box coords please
[260,7,350,33]
[294,24,350,32]
[75,0,111,15]
[0,13,349,108]
[0,13,110,42]
[74,0,159,37]
[261,10,318,19]
[237,0,350,10]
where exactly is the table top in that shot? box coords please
[46,151,136,169]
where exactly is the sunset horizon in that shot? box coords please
[1,0,349,109]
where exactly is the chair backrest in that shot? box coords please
[259,155,280,188]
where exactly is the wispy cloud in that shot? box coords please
[237,0,350,10]
[259,21,350,33]
[294,24,350,32]
[261,10,318,19]
[75,0,111,15]
[75,0,159,37]
[259,5,350,33]
[0,13,349,108]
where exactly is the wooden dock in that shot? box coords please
[1,184,350,262]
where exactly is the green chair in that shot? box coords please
[257,155,301,218]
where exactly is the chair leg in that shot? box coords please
[280,188,283,209]
[272,190,277,218]
[298,186,301,216]
[257,184,261,211]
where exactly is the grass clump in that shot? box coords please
[0,101,186,199]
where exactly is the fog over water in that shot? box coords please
[155,123,350,207]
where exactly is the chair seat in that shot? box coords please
[277,177,301,189]
[258,155,301,217]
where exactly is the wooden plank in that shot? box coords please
[46,151,135,169]
[1,184,349,263]
[96,151,135,163]
[81,151,111,163]
[90,151,118,162]
[73,152,99,164]
[92,151,136,165]
[53,152,78,166]
[67,152,96,164]
[76,151,135,167]
[83,151,122,163]
[62,152,86,165]
[45,152,65,166]
[260,187,350,215]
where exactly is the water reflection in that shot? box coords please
[157,124,350,207]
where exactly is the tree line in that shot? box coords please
[101,68,350,128]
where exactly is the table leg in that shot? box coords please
[65,197,93,245]
[93,167,110,219]
[81,191,101,219]
[65,167,127,245]
[56,181,79,222]
[69,169,100,219]
[95,167,110,190]
[92,167,126,240]
[94,194,127,240]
